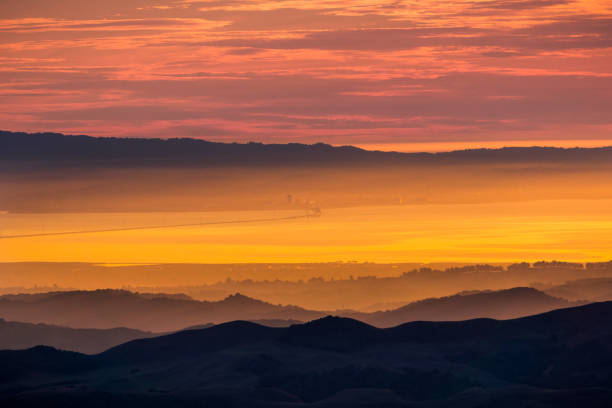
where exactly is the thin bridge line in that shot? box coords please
[0,214,312,239]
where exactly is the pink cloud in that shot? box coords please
[0,0,611,148]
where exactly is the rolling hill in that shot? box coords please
[1,302,612,407]
[0,290,323,332]
[4,130,612,166]
[352,287,580,327]
[0,318,153,354]
[0,287,580,334]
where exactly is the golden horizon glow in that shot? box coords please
[2,200,612,264]
[355,139,612,153]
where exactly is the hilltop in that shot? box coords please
[0,286,583,336]
[2,301,612,407]
[2,130,612,166]
[0,290,323,332]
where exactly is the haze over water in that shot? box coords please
[3,199,612,263]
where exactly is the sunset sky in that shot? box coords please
[1,0,611,150]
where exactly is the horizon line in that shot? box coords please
[3,129,612,155]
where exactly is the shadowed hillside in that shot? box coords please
[2,302,612,407]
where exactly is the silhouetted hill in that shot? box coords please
[2,302,612,407]
[0,290,323,332]
[281,316,379,351]
[3,130,612,166]
[4,132,612,212]
[0,345,100,384]
[0,318,154,354]
[351,287,579,327]
[182,319,302,330]
[0,318,303,355]
[0,130,389,166]
[102,320,281,364]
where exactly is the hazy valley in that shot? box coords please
[2,0,612,404]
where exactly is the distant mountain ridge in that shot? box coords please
[3,130,612,166]
[0,290,324,332]
[0,318,154,354]
[537,277,612,302]
[0,287,582,334]
[351,287,580,327]
[4,131,611,213]
[0,318,307,355]
[2,301,612,407]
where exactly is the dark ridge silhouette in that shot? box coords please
[280,316,379,351]
[250,318,305,327]
[101,320,281,364]
[0,345,100,383]
[0,318,305,355]
[0,318,154,354]
[0,286,578,353]
[381,300,612,349]
[3,130,612,166]
[2,302,612,407]
[182,319,302,330]
[0,130,392,166]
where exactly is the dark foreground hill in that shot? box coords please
[0,290,324,332]
[0,287,578,353]
[0,319,302,354]
[2,302,612,407]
